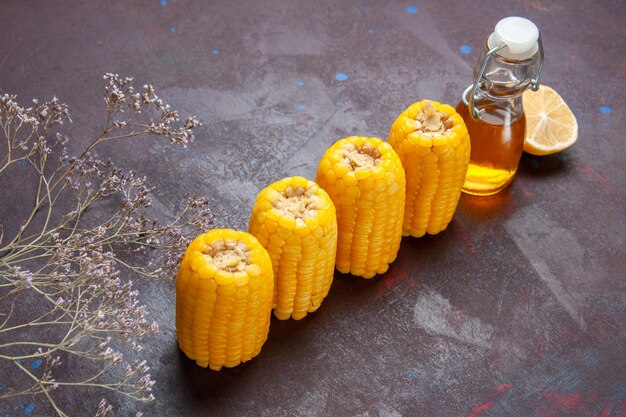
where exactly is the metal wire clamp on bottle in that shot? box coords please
[462,34,544,122]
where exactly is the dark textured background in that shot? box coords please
[1,0,625,416]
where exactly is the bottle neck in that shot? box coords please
[473,40,541,100]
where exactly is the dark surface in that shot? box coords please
[1,0,625,416]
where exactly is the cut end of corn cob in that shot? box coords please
[389,100,470,238]
[272,182,322,221]
[203,239,251,273]
[249,176,338,320]
[176,229,274,370]
[316,136,406,279]
[343,142,381,169]
[415,100,455,135]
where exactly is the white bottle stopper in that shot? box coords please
[488,16,539,60]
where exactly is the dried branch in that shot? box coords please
[0,74,213,416]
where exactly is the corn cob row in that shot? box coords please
[176,229,274,370]
[248,176,337,320]
[389,100,470,237]
[316,136,405,279]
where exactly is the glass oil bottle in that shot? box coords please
[458,16,544,195]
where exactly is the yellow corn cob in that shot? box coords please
[175,229,273,370]
[389,100,470,237]
[316,136,405,279]
[248,176,337,320]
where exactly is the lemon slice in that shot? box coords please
[522,85,578,156]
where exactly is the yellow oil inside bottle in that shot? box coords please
[456,102,526,195]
